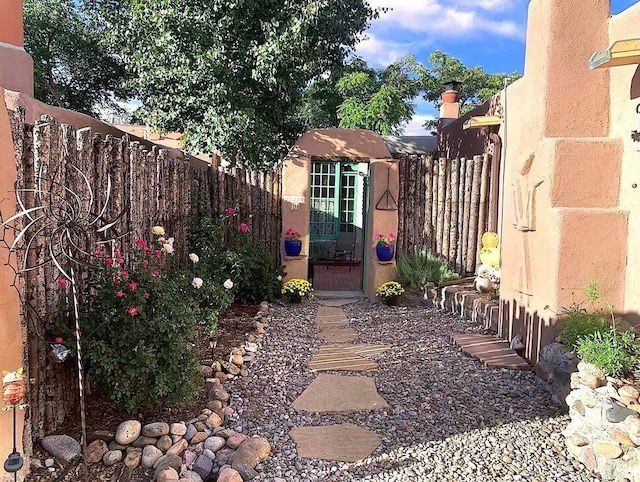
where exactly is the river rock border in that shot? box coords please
[563,361,640,481]
[39,301,272,482]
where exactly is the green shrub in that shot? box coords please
[226,239,284,304]
[81,234,200,412]
[575,329,640,378]
[395,247,460,288]
[559,308,609,349]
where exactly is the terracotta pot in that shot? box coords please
[441,91,459,103]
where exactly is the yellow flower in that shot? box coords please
[152,226,166,236]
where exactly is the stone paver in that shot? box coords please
[308,346,378,372]
[450,333,530,369]
[316,299,360,307]
[290,424,382,462]
[292,373,388,412]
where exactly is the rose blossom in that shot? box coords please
[54,337,63,344]
[128,282,137,291]
[144,292,150,299]
[163,243,174,254]
[135,238,146,247]
[116,290,126,297]
[105,258,114,265]
[189,253,200,263]
[127,307,139,316]
[225,207,235,216]
[192,277,203,289]
[223,279,234,290]
[238,223,248,233]
[152,226,165,236]
[56,278,68,287]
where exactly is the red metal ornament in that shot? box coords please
[2,381,25,407]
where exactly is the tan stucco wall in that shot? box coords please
[610,2,640,323]
[498,0,628,362]
[0,86,27,482]
[0,1,33,96]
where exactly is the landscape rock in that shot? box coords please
[204,436,226,453]
[170,422,187,436]
[226,432,247,449]
[157,435,173,452]
[180,471,204,482]
[142,422,170,438]
[205,413,223,430]
[193,454,214,479]
[102,450,123,466]
[166,439,188,456]
[86,430,115,444]
[85,439,109,463]
[132,436,158,447]
[142,445,164,469]
[124,447,142,469]
[191,432,208,445]
[115,420,142,445]
[41,435,81,463]
[184,423,198,442]
[156,467,179,482]
[214,448,235,466]
[232,436,270,480]
[221,360,240,376]
[217,467,243,482]
[199,365,214,378]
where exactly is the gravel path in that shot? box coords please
[225,299,601,482]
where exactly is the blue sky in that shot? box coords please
[355,0,639,135]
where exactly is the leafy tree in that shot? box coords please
[336,55,425,135]
[92,0,377,168]
[421,50,521,128]
[23,0,129,117]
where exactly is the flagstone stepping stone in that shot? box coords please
[290,424,382,462]
[316,299,360,307]
[292,374,388,412]
[317,326,358,343]
[450,333,530,369]
[308,346,378,372]
[314,307,349,328]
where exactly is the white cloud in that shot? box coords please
[402,114,436,136]
[355,34,419,67]
[366,0,526,41]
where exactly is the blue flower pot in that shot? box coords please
[284,240,302,256]
[376,245,394,261]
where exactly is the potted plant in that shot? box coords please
[281,278,313,303]
[374,232,396,261]
[284,228,302,256]
[376,281,405,306]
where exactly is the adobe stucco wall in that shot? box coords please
[0,0,33,96]
[0,86,27,482]
[498,0,629,362]
[610,2,640,323]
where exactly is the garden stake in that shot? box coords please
[2,368,26,482]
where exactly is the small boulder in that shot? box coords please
[205,413,223,430]
[191,432,208,445]
[102,450,123,466]
[132,436,158,447]
[142,422,170,438]
[217,467,243,482]
[115,420,142,445]
[156,435,173,452]
[193,454,214,479]
[170,422,187,436]
[199,365,214,378]
[156,467,179,482]
[232,437,270,479]
[166,439,188,456]
[226,432,247,449]
[184,424,198,442]
[124,447,142,469]
[85,439,109,463]
[41,435,81,463]
[141,445,163,469]
[180,471,204,482]
[204,436,226,453]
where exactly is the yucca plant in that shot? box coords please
[395,247,460,289]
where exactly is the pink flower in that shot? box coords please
[127,307,139,316]
[105,258,114,265]
[144,247,151,253]
[154,250,162,258]
[151,270,160,277]
[117,257,125,264]
[128,282,137,291]
[120,270,129,278]
[113,277,120,284]
[142,259,149,267]
[116,290,126,297]
[238,223,249,233]
[94,249,103,257]
[114,250,121,257]
[226,207,235,215]
[144,292,150,299]
[54,337,63,344]
[135,238,146,247]
[56,278,68,287]
[73,330,81,337]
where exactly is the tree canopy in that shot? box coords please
[23,0,129,117]
[91,0,377,168]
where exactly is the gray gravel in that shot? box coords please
[224,300,601,482]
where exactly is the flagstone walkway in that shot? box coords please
[226,299,601,481]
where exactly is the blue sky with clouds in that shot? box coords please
[355,0,639,135]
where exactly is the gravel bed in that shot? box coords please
[224,299,601,482]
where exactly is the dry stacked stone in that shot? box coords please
[40,302,272,481]
[564,361,640,480]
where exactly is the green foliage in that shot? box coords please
[23,0,129,116]
[421,50,521,130]
[93,0,378,168]
[395,247,460,289]
[227,239,285,304]
[576,329,640,378]
[80,236,200,412]
[336,56,424,135]
[559,308,610,349]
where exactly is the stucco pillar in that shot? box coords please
[498,0,626,363]
[281,155,310,282]
[0,87,27,482]
[365,159,399,301]
[0,0,34,95]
